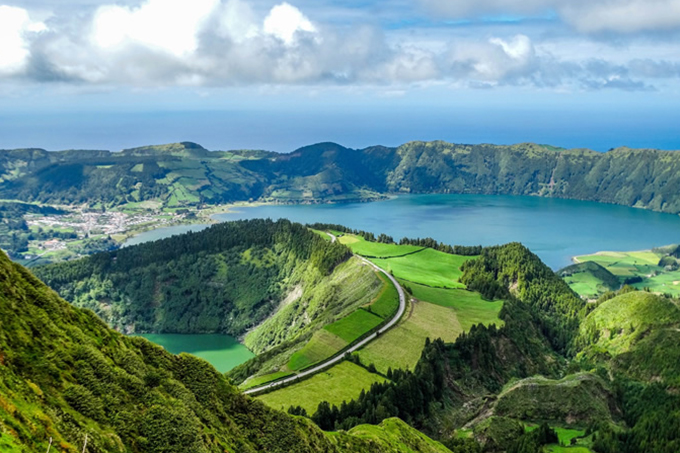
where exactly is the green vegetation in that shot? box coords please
[0,249,455,453]
[407,283,504,331]
[575,291,680,355]
[241,371,294,390]
[324,309,384,343]
[286,307,383,371]
[339,233,424,257]
[366,271,400,319]
[371,245,470,288]
[233,255,384,382]
[256,361,388,415]
[8,140,680,214]
[288,329,348,371]
[347,418,453,453]
[35,219,351,336]
[370,248,470,289]
[559,261,621,298]
[356,300,463,373]
[461,243,586,354]
[356,283,503,374]
[573,249,680,296]
[494,374,618,426]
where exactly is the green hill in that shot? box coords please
[575,290,680,386]
[0,249,454,453]
[559,261,621,298]
[493,373,619,426]
[576,291,680,356]
[5,140,680,213]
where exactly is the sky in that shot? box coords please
[0,0,679,152]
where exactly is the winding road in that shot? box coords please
[243,232,406,395]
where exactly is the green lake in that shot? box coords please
[136,334,254,373]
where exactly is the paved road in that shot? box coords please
[243,234,406,395]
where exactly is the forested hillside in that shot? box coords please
[34,219,353,338]
[302,242,680,452]
[3,140,680,213]
[0,249,453,453]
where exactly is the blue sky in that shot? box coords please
[1,0,679,151]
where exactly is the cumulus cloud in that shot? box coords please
[91,0,219,56]
[263,2,317,45]
[421,0,680,34]
[0,5,46,74]
[1,0,680,91]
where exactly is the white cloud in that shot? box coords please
[91,0,220,56]
[561,0,680,34]
[421,0,680,34]
[263,2,317,45]
[2,0,680,92]
[0,5,46,74]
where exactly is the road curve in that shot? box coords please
[243,234,406,395]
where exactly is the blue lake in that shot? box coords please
[212,194,680,269]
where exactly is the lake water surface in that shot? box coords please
[136,334,254,373]
[213,194,680,269]
[123,223,211,247]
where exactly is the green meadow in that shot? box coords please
[525,424,593,452]
[338,234,424,257]
[356,300,462,374]
[288,329,349,371]
[256,361,389,415]
[370,248,472,289]
[366,272,400,319]
[240,371,294,390]
[325,309,384,344]
[407,283,504,331]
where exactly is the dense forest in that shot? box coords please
[34,219,351,335]
[0,249,454,453]
[3,140,680,213]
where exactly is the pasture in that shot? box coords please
[370,248,471,289]
[356,300,462,374]
[256,361,388,415]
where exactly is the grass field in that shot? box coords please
[370,248,471,289]
[324,309,384,344]
[288,329,349,371]
[407,283,504,331]
[356,300,463,373]
[310,229,333,241]
[525,425,592,452]
[575,250,680,296]
[338,234,424,257]
[256,361,388,415]
[240,371,294,390]
[367,272,400,319]
[565,272,609,298]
